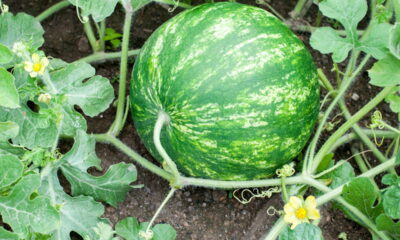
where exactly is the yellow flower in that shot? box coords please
[283,195,320,229]
[24,53,49,78]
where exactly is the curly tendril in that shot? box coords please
[266,206,283,216]
[168,0,180,13]
[369,110,385,146]
[276,163,295,178]
[233,187,281,204]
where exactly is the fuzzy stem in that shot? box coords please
[99,20,106,51]
[77,49,140,64]
[307,55,371,173]
[153,111,181,180]
[145,188,176,233]
[107,6,133,136]
[94,133,174,182]
[36,0,71,21]
[263,218,287,240]
[330,129,398,152]
[312,86,396,173]
[351,146,369,173]
[291,0,311,18]
[181,175,306,189]
[84,21,99,53]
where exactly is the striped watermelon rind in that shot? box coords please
[130,2,319,181]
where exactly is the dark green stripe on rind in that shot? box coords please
[130,2,320,180]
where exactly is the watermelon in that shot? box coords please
[130,2,319,181]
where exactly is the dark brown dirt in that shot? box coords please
[4,0,397,239]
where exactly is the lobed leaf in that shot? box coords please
[39,166,107,240]
[68,0,119,22]
[0,174,59,238]
[382,186,400,219]
[342,177,384,221]
[376,214,400,239]
[0,104,58,149]
[368,54,400,87]
[62,162,137,207]
[0,12,44,50]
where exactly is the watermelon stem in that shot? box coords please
[145,187,176,235]
[94,133,175,182]
[108,7,133,136]
[36,0,70,22]
[153,111,182,182]
[306,54,372,174]
[311,86,397,173]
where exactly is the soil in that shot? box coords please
[3,0,397,239]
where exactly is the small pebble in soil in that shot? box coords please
[351,93,360,101]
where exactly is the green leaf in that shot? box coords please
[278,223,324,240]
[342,177,384,221]
[310,27,352,63]
[316,153,334,173]
[61,130,101,171]
[39,167,107,240]
[329,161,355,189]
[382,186,400,219]
[0,227,19,240]
[0,174,59,238]
[359,23,391,60]
[382,174,400,186]
[0,121,19,141]
[115,217,177,240]
[68,0,119,22]
[48,61,114,137]
[0,12,44,50]
[0,141,26,157]
[0,154,24,189]
[0,68,19,108]
[0,104,58,149]
[390,23,400,59]
[376,214,400,239]
[368,54,400,87]
[0,43,13,64]
[131,0,153,11]
[60,131,137,207]
[310,0,368,62]
[396,151,400,165]
[385,92,400,118]
[152,224,177,240]
[62,162,137,207]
